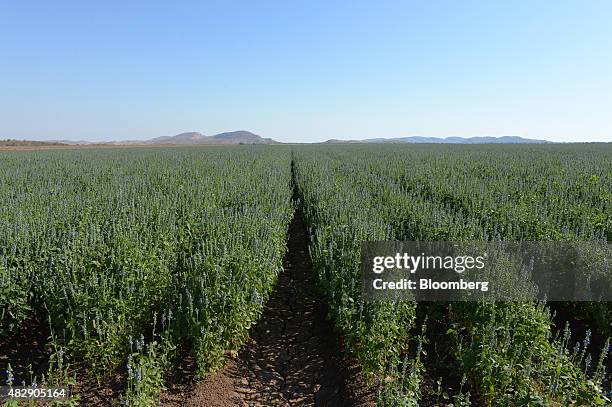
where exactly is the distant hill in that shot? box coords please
[211,130,278,144]
[43,130,280,146]
[325,136,551,144]
[144,132,204,145]
[16,133,555,146]
[138,130,277,145]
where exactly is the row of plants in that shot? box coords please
[349,144,612,337]
[0,146,293,405]
[293,145,610,406]
[292,152,424,405]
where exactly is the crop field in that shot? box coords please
[0,144,610,406]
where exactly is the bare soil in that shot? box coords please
[161,213,375,407]
[0,314,51,386]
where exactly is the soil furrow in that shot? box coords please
[162,210,375,406]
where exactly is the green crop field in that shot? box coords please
[0,144,610,406]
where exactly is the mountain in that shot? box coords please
[142,130,278,145]
[144,132,207,145]
[324,136,551,144]
[210,130,278,144]
[41,131,279,146]
[24,133,553,146]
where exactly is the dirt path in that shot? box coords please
[162,213,375,407]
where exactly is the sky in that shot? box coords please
[1,1,611,143]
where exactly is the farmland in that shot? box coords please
[0,144,610,406]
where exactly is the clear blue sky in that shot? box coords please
[1,1,611,143]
